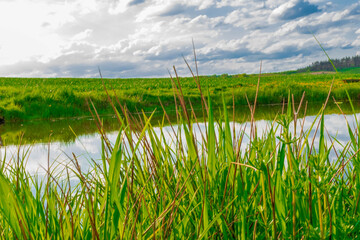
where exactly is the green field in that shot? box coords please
[1,71,360,121]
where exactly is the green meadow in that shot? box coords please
[1,71,360,121]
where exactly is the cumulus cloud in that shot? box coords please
[135,0,215,22]
[224,8,272,29]
[270,0,320,22]
[0,0,358,77]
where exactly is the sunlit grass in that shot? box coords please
[1,70,360,121]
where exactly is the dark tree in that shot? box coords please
[297,55,360,72]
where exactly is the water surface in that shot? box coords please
[1,102,359,174]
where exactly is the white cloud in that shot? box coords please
[0,0,358,77]
[269,0,320,23]
[224,10,241,25]
[224,8,272,29]
[71,29,93,41]
[216,0,265,8]
[352,38,360,47]
[135,0,215,22]
[183,0,215,10]
[109,0,134,14]
[0,1,66,64]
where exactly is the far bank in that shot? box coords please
[0,71,359,121]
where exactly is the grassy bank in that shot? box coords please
[1,71,360,121]
[1,84,360,238]
[2,99,360,146]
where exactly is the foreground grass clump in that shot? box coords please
[1,87,360,239]
[1,71,360,121]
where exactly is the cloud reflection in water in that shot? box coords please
[0,113,358,175]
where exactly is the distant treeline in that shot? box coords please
[297,55,360,72]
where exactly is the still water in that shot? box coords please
[0,102,359,174]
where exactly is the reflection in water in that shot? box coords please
[1,101,360,174]
[2,101,360,145]
[0,112,358,174]
[0,117,121,145]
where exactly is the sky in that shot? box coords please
[0,0,359,78]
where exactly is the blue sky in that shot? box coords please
[0,0,359,78]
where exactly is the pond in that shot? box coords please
[1,101,359,174]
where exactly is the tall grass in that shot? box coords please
[0,80,360,239]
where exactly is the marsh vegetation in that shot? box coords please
[1,71,360,238]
